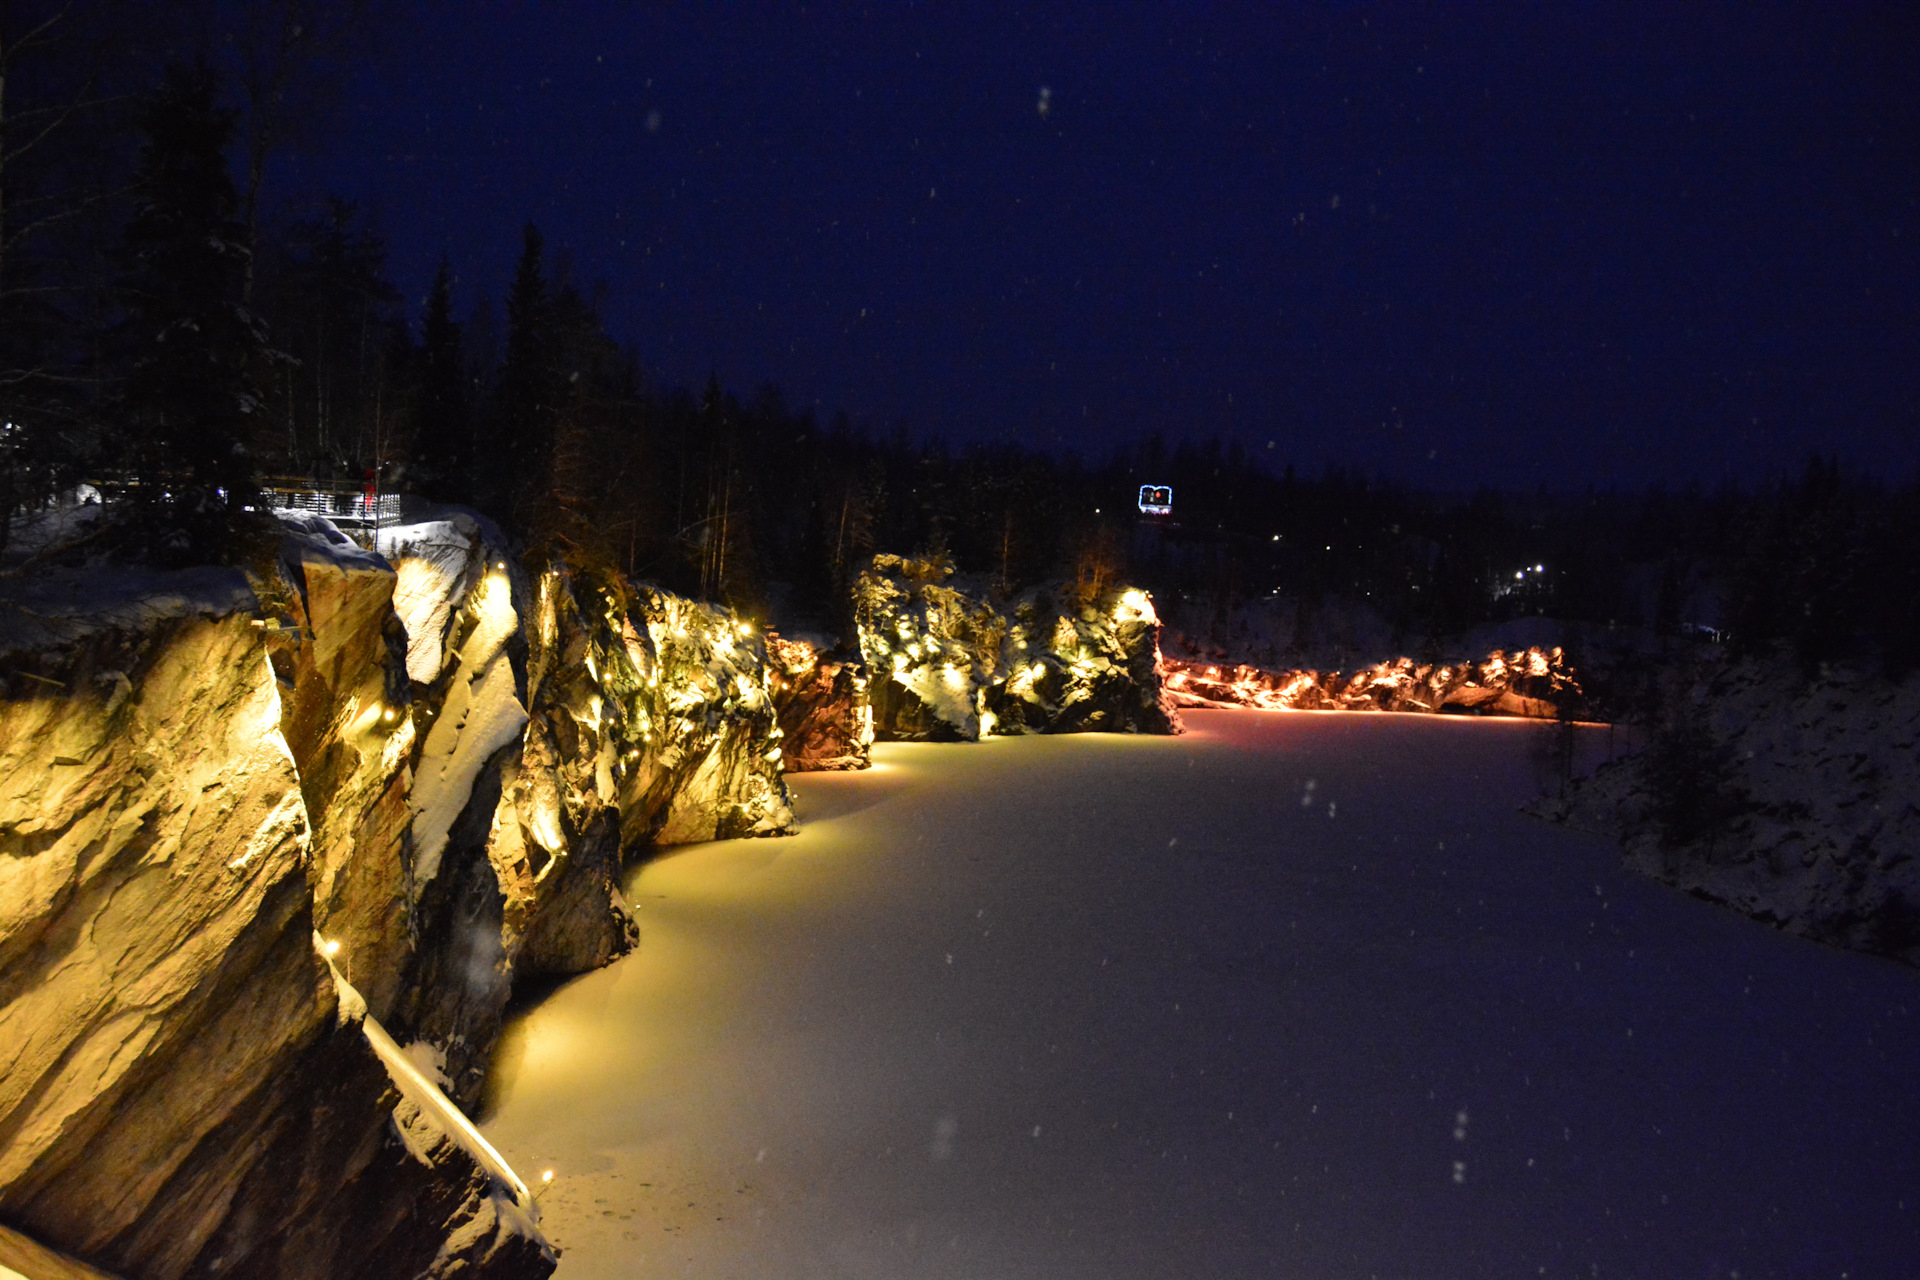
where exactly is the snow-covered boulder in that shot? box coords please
[766,633,873,771]
[1539,655,1920,966]
[852,554,1181,741]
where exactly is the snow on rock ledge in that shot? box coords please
[852,554,1182,741]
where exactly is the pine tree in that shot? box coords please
[487,221,556,527]
[115,63,273,559]
[263,197,396,474]
[410,258,468,501]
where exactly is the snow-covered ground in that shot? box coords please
[480,711,1919,1279]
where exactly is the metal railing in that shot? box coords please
[264,488,400,523]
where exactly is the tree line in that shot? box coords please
[0,5,1913,679]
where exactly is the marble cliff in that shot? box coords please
[851,553,1183,741]
[0,510,791,1279]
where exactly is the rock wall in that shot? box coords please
[1535,656,1920,966]
[852,554,1181,741]
[1161,647,1585,719]
[0,509,795,1278]
[765,635,872,771]
[0,556,551,1280]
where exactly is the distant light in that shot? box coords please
[1137,484,1173,516]
[1535,564,1544,572]
[322,939,341,958]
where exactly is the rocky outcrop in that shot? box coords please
[852,554,1181,741]
[0,558,552,1280]
[0,509,798,1278]
[1161,647,1585,719]
[607,585,793,848]
[1535,656,1920,966]
[765,635,872,771]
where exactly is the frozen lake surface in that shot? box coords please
[481,710,1920,1279]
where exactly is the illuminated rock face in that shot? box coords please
[0,511,797,1278]
[766,634,873,771]
[612,586,794,846]
[852,554,1182,741]
[1541,658,1920,967]
[1161,647,1584,719]
[0,558,553,1280]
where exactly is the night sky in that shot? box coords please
[281,1,1919,491]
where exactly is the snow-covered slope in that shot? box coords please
[1538,654,1920,965]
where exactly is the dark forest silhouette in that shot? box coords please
[0,3,1915,683]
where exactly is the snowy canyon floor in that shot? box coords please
[480,711,1919,1280]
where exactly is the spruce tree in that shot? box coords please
[115,63,272,559]
[487,221,555,527]
[410,258,468,502]
[266,197,396,474]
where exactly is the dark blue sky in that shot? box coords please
[279,0,1919,489]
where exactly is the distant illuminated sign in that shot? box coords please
[1138,484,1173,515]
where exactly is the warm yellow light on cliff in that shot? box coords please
[321,939,341,958]
[735,621,752,638]
[541,1169,554,1184]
